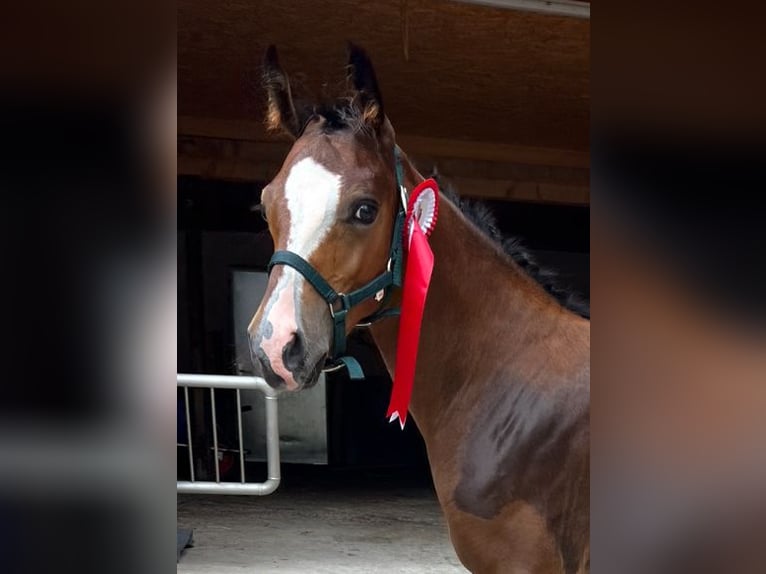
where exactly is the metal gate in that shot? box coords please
[177,374,280,495]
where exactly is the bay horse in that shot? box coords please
[248,44,590,574]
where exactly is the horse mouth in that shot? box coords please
[301,354,327,389]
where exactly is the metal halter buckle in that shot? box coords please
[327,294,346,319]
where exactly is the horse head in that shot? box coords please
[248,43,403,391]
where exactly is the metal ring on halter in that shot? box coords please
[327,294,346,319]
[399,185,408,210]
[321,362,345,373]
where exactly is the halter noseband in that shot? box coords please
[266,146,407,379]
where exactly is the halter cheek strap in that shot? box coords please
[266,146,407,380]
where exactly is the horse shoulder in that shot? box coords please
[449,366,589,573]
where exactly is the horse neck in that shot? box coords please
[370,154,569,438]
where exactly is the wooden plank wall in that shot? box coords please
[178,117,589,205]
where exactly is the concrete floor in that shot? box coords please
[177,466,467,573]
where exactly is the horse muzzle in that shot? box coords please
[250,327,327,391]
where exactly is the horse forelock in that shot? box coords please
[287,97,377,139]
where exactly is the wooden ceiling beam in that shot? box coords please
[177,118,590,205]
[446,177,589,205]
[178,116,590,170]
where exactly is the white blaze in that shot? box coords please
[285,157,342,256]
[259,157,341,389]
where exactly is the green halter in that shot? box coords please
[267,146,407,379]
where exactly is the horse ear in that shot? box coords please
[347,42,385,130]
[262,45,302,138]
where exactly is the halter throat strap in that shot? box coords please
[266,146,407,380]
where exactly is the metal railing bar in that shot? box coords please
[176,480,280,495]
[236,389,245,483]
[265,395,280,482]
[177,374,280,496]
[183,385,195,482]
[210,388,220,484]
[177,374,278,395]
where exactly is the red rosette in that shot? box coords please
[404,178,439,247]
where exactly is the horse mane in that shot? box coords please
[432,174,590,319]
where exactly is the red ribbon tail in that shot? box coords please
[387,223,434,429]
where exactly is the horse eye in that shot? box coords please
[258,204,268,222]
[353,202,378,225]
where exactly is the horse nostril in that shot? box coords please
[282,331,305,372]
